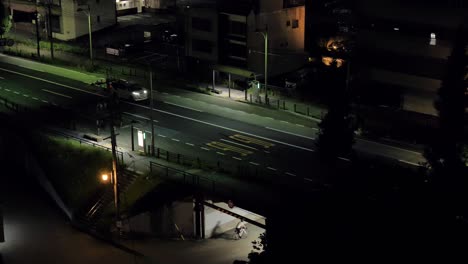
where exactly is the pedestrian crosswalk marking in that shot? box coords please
[229,134,275,148]
[206,141,253,156]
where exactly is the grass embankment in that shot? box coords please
[31,134,113,210]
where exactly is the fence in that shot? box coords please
[149,146,291,185]
[44,127,125,165]
[149,161,236,198]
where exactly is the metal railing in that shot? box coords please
[149,161,236,198]
[44,127,125,165]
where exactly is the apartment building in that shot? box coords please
[184,0,307,82]
[6,0,116,41]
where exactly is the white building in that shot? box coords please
[7,0,116,41]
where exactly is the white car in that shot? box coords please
[110,79,148,101]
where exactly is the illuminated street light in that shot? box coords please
[101,173,109,182]
[255,27,269,105]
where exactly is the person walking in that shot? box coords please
[235,219,247,239]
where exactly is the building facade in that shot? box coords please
[184,0,307,82]
[6,0,116,41]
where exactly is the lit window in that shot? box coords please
[393,27,399,31]
[430,32,436,46]
[292,19,299,29]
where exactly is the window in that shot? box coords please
[430,32,436,46]
[192,17,212,32]
[286,20,290,27]
[97,15,101,23]
[192,39,213,53]
[292,19,299,29]
[51,15,61,33]
[229,21,246,36]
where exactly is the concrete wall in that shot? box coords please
[204,201,266,239]
[247,5,306,76]
[185,7,218,62]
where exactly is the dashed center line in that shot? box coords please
[286,172,297,177]
[22,94,29,97]
[280,120,289,123]
[232,157,242,161]
[5,88,10,91]
[201,147,210,151]
[216,152,225,156]
[185,143,195,146]
[32,97,38,100]
[296,124,305,127]
[267,167,277,171]
[157,134,166,138]
[171,138,180,142]
[13,91,19,95]
[0,76,4,79]
[305,178,314,182]
[249,162,260,166]
[41,100,49,103]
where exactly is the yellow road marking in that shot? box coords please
[206,141,253,156]
[229,134,275,148]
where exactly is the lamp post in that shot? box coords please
[77,5,93,65]
[255,27,268,105]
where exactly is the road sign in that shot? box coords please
[0,38,14,47]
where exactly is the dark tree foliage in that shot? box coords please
[316,60,355,161]
[0,3,10,36]
[424,26,468,226]
[425,26,467,181]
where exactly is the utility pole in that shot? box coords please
[149,69,155,156]
[34,11,40,58]
[108,95,120,229]
[46,1,54,60]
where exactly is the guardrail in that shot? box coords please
[149,161,236,198]
[44,127,125,165]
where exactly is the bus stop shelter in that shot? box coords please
[211,64,259,98]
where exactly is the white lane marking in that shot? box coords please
[5,88,10,91]
[0,76,4,79]
[219,138,258,150]
[296,124,305,127]
[42,89,72,99]
[164,101,203,112]
[311,117,321,122]
[157,134,166,138]
[280,120,289,124]
[201,147,210,151]
[0,67,105,97]
[286,172,297,177]
[125,101,315,152]
[266,117,274,120]
[2,66,314,153]
[216,152,225,156]
[312,127,319,131]
[267,167,277,171]
[232,157,242,161]
[359,139,423,156]
[13,91,19,95]
[185,143,195,146]
[398,160,422,167]
[338,157,351,162]
[122,112,158,122]
[32,97,38,100]
[171,138,180,142]
[264,150,270,154]
[52,103,58,106]
[265,127,315,140]
[304,178,314,182]
[41,100,48,103]
[249,162,259,166]
[22,94,29,97]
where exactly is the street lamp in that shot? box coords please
[255,26,268,105]
[101,173,109,182]
[77,5,93,65]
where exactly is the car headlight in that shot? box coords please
[132,92,140,96]
[143,90,147,94]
